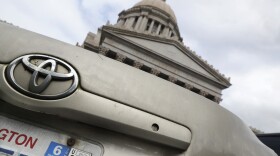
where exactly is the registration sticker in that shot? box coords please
[45,142,92,156]
[45,142,70,156]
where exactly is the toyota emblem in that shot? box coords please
[6,54,79,100]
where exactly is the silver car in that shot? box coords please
[0,22,277,156]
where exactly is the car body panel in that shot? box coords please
[0,22,276,156]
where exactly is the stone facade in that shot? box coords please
[82,0,231,104]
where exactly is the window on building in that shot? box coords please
[140,65,152,73]
[152,21,159,34]
[123,58,134,66]
[159,26,165,35]
[132,17,138,29]
[175,80,185,88]
[106,51,117,59]
[190,87,201,94]
[146,19,152,31]
[170,32,174,38]
[206,94,215,101]
[123,18,127,25]
[158,73,169,80]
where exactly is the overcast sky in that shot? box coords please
[0,0,279,133]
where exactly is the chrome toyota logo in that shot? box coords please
[6,54,78,100]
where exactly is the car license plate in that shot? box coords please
[0,115,103,156]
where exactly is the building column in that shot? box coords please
[98,46,109,55]
[116,18,125,27]
[148,20,155,33]
[134,16,143,30]
[156,24,162,35]
[125,17,135,29]
[168,30,173,37]
[162,27,170,37]
[151,68,160,76]
[116,53,126,62]
[133,61,144,69]
[139,16,148,32]
[124,18,129,28]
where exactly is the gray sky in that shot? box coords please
[1,0,279,133]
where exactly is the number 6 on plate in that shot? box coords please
[45,142,70,156]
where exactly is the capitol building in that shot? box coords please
[81,0,231,103]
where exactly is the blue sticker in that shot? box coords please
[0,147,14,155]
[45,141,70,156]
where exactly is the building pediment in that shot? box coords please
[100,26,230,88]
[119,34,219,79]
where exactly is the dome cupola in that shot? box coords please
[115,0,182,42]
[134,0,177,23]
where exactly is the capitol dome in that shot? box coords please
[115,0,181,41]
[134,0,177,23]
